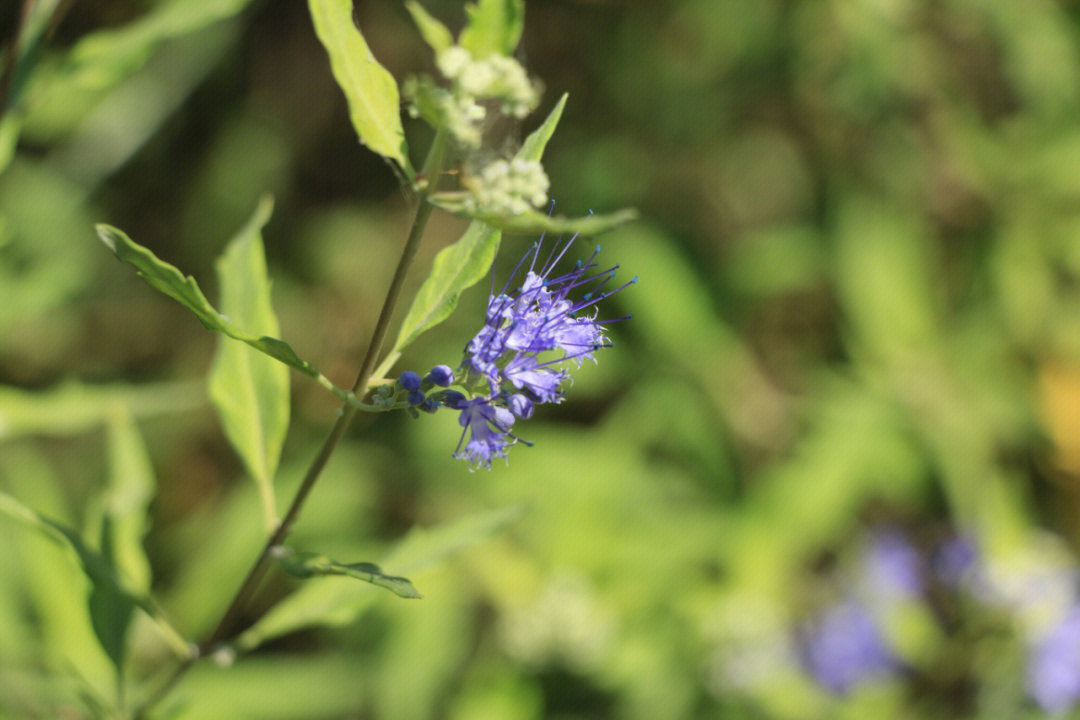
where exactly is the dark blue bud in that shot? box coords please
[441,390,467,409]
[399,371,421,391]
[509,393,533,419]
[421,398,439,414]
[407,390,425,406]
[428,364,454,387]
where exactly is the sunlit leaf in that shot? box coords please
[405,1,453,56]
[391,220,501,356]
[389,94,577,358]
[308,0,411,174]
[517,93,566,162]
[208,197,289,528]
[459,0,525,58]
[273,547,421,599]
[428,197,638,236]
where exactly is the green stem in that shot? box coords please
[134,131,451,718]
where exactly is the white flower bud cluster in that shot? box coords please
[433,46,540,146]
[463,158,550,216]
[441,95,487,148]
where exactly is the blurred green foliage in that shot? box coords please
[4,0,1080,718]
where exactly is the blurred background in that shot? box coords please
[4,0,1080,717]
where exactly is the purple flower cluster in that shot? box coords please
[447,236,632,467]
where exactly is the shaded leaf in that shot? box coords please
[0,490,139,672]
[459,0,525,58]
[308,0,411,173]
[101,412,155,596]
[405,1,453,56]
[96,219,367,409]
[274,547,421,599]
[208,198,289,528]
[23,0,255,141]
[0,378,203,441]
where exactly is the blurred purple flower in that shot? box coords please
[1027,605,1080,713]
[799,602,896,694]
[859,532,925,601]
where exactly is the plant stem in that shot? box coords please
[199,196,437,656]
[134,132,451,718]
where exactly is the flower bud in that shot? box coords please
[428,365,455,387]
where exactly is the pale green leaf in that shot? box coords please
[96,220,368,410]
[208,197,289,528]
[405,1,453,56]
[517,93,566,162]
[459,0,525,58]
[273,547,421,599]
[234,506,521,651]
[101,412,155,596]
[22,0,255,141]
[428,198,638,236]
[308,0,411,173]
[391,220,501,355]
[0,490,137,672]
[0,378,204,441]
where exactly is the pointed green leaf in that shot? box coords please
[391,219,501,355]
[234,506,521,651]
[208,197,289,528]
[96,218,368,410]
[274,547,421,599]
[517,93,566,162]
[459,0,525,58]
[308,0,411,174]
[405,1,453,56]
[428,198,638,236]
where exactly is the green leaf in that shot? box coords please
[308,0,411,174]
[459,0,525,58]
[0,378,204,441]
[405,1,453,56]
[101,412,155,597]
[390,220,501,356]
[234,506,521,651]
[273,547,421,599]
[96,219,367,410]
[22,0,255,141]
[386,95,573,358]
[517,93,566,162]
[208,198,289,529]
[428,198,639,236]
[0,490,137,672]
